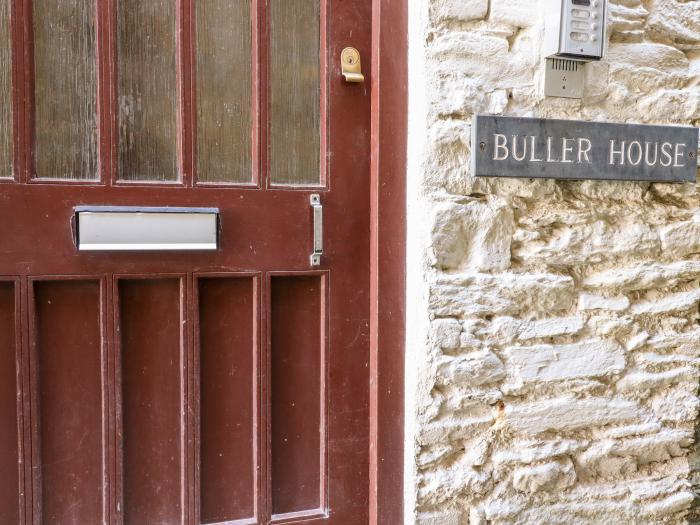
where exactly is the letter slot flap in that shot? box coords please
[75,206,219,251]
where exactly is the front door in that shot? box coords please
[0,1,371,524]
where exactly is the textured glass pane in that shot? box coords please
[118,0,177,181]
[34,0,97,180]
[196,0,252,184]
[270,0,320,186]
[0,1,10,178]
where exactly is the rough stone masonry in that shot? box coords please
[405,0,700,523]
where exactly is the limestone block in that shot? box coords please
[647,0,700,48]
[630,288,700,316]
[512,458,577,494]
[437,351,506,387]
[477,315,584,343]
[490,0,541,28]
[431,199,514,272]
[418,453,493,505]
[492,439,589,465]
[430,272,575,317]
[583,261,700,292]
[503,340,625,383]
[578,293,630,311]
[615,367,695,393]
[513,219,660,267]
[518,316,584,340]
[576,430,692,478]
[625,332,649,351]
[660,218,700,257]
[430,318,462,350]
[606,43,690,90]
[608,2,648,38]
[651,388,700,423]
[429,0,488,24]
[505,397,641,435]
[416,510,464,525]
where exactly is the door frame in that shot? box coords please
[369,1,407,524]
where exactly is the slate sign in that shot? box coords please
[472,115,699,183]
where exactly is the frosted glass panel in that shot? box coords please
[0,0,10,178]
[118,0,178,182]
[34,0,97,180]
[196,0,252,184]
[269,0,320,186]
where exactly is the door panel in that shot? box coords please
[33,0,98,180]
[118,278,184,524]
[0,282,19,524]
[269,0,321,186]
[31,280,104,524]
[0,0,371,523]
[197,276,257,524]
[117,0,178,182]
[270,275,325,518]
[195,0,253,184]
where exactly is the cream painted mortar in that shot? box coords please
[405,0,700,523]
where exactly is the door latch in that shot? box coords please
[310,194,323,266]
[341,47,364,83]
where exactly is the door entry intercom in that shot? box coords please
[543,0,608,98]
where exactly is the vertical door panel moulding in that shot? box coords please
[195,0,253,184]
[0,282,20,523]
[32,0,98,180]
[30,280,105,524]
[0,0,11,178]
[270,275,325,517]
[117,0,178,182]
[269,0,321,186]
[118,279,184,524]
[197,276,258,524]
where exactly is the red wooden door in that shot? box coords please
[0,1,371,524]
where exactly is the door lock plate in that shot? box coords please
[341,47,364,83]
[310,194,323,266]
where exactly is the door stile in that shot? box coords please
[254,273,264,525]
[260,271,271,525]
[111,275,123,525]
[189,273,199,525]
[177,0,194,188]
[8,278,26,525]
[98,276,111,525]
[18,277,31,525]
[25,278,41,525]
[104,275,118,525]
[180,275,189,525]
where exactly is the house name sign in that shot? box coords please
[472,115,699,183]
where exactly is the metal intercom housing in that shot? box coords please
[544,0,607,61]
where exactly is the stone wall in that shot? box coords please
[405,1,700,523]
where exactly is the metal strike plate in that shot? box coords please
[341,47,364,83]
[310,194,323,266]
